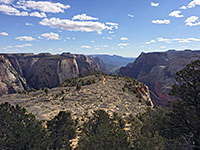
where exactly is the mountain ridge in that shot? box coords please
[119,50,200,106]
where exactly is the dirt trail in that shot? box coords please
[102,76,106,84]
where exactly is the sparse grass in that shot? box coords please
[0,74,152,121]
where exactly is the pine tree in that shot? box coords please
[0,102,48,150]
[164,60,200,149]
[47,111,76,150]
[78,110,130,150]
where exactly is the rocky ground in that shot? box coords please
[0,74,152,121]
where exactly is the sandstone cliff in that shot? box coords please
[119,50,200,106]
[0,53,105,96]
[0,55,28,95]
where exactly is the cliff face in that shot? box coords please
[119,50,200,107]
[0,53,103,96]
[0,55,28,95]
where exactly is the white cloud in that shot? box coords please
[178,38,200,43]
[40,18,113,34]
[30,12,46,18]
[0,4,19,14]
[15,44,32,48]
[0,0,14,4]
[145,40,155,44]
[151,2,159,7]
[118,43,129,47]
[180,6,187,9]
[14,11,28,16]
[185,16,200,26]
[0,32,8,36]
[106,22,119,29]
[187,0,200,8]
[128,14,134,18]
[109,31,114,34]
[15,36,35,41]
[180,0,200,9]
[81,46,91,49]
[152,19,170,24]
[157,37,200,43]
[25,23,33,26]
[72,14,98,21]
[0,4,28,16]
[17,0,70,13]
[41,32,59,40]
[169,11,184,18]
[120,37,128,40]
[157,38,171,43]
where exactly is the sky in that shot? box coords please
[0,0,200,57]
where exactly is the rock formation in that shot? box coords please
[119,50,200,107]
[0,53,106,96]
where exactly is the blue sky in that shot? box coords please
[0,0,200,57]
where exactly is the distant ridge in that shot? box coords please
[90,54,136,72]
[119,50,200,107]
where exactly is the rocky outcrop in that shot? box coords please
[0,53,104,96]
[87,56,110,74]
[0,55,28,95]
[119,50,200,107]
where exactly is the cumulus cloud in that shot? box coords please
[180,0,200,9]
[185,16,200,26]
[0,0,14,4]
[169,11,184,18]
[15,44,32,48]
[0,4,48,17]
[120,37,128,40]
[157,37,200,43]
[0,4,28,16]
[41,32,59,40]
[30,12,46,18]
[15,36,35,41]
[152,19,170,24]
[0,32,8,36]
[128,14,134,18]
[187,0,200,8]
[72,14,98,21]
[40,18,113,34]
[118,43,129,47]
[16,0,70,13]
[151,2,159,7]
[106,22,119,29]
[157,38,171,43]
[0,4,19,14]
[180,6,187,9]
[81,46,91,49]
[145,40,155,44]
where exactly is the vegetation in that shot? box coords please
[0,102,48,150]
[60,71,105,88]
[78,110,130,150]
[47,111,76,150]
[0,60,199,149]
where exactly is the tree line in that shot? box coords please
[0,60,199,150]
